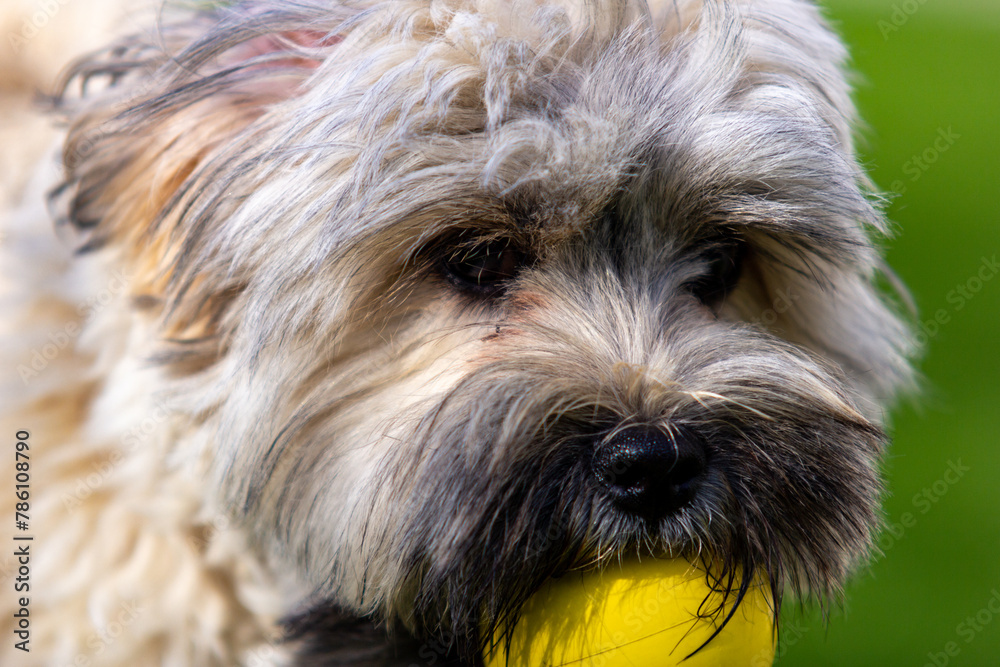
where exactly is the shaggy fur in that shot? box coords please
[1,0,914,664]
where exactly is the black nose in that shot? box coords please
[593,424,706,519]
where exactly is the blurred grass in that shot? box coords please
[777,2,1000,665]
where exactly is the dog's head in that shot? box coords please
[57,0,914,659]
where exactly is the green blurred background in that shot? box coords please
[779,1,1000,665]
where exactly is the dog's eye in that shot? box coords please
[441,239,528,296]
[687,239,747,305]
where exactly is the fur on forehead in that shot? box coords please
[55,0,908,387]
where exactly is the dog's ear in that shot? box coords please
[53,5,347,345]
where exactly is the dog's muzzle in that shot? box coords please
[592,424,706,520]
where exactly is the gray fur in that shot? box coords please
[55,0,915,662]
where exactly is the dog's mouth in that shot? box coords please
[374,439,736,663]
[278,398,882,665]
[366,376,884,663]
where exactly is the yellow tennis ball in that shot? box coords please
[485,557,776,667]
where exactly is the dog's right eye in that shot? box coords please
[686,238,747,305]
[440,239,528,297]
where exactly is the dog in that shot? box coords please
[0,0,915,664]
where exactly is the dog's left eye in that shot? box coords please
[441,239,528,296]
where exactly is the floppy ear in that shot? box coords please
[54,5,344,346]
